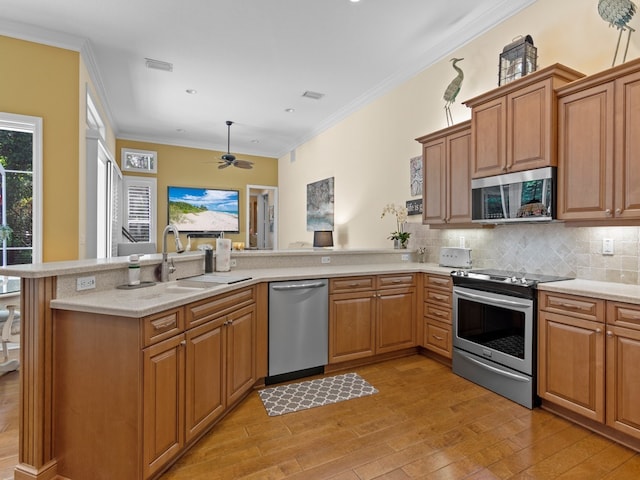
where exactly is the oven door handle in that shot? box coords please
[457,350,530,382]
[454,288,532,309]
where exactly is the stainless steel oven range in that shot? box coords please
[451,269,571,409]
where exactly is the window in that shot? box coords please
[123,176,156,244]
[0,113,43,265]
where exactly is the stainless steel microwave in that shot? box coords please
[471,167,556,223]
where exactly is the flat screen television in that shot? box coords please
[168,186,240,234]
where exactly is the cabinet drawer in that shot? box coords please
[424,273,452,291]
[330,276,375,293]
[187,287,255,328]
[424,319,452,358]
[539,292,605,321]
[424,302,452,324]
[424,287,452,307]
[377,274,415,289]
[143,308,185,347]
[607,302,640,331]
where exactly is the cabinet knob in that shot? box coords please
[180,340,186,346]
[615,208,621,214]
[596,328,602,334]
[606,330,613,337]
[605,209,612,216]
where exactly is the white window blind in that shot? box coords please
[123,176,157,244]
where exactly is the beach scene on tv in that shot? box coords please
[168,186,240,232]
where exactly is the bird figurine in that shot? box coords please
[598,0,637,66]
[443,58,464,126]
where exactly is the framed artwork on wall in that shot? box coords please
[121,148,157,174]
[410,155,422,196]
[306,177,334,231]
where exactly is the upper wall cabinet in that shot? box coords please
[464,64,584,179]
[557,58,640,221]
[416,121,471,225]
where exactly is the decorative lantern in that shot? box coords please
[498,35,537,86]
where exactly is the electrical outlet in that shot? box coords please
[321,256,331,264]
[76,276,96,291]
[401,254,409,261]
[230,259,237,267]
[603,238,614,255]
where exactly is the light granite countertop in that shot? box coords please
[537,279,640,305]
[50,262,454,318]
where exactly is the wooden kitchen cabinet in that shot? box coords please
[606,302,640,440]
[422,273,453,359]
[538,292,606,422]
[464,64,583,179]
[329,274,416,364]
[143,334,186,478]
[184,291,256,441]
[416,121,472,225]
[376,274,417,353]
[53,286,257,480]
[540,293,640,445]
[557,58,640,221]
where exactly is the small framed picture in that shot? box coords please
[121,148,157,174]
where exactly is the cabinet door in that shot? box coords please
[185,318,225,443]
[143,335,185,479]
[377,287,416,353]
[422,136,447,224]
[557,82,615,220]
[606,325,640,439]
[471,96,506,177]
[329,291,376,363]
[507,80,554,172]
[226,304,256,406]
[614,70,640,219]
[538,311,605,422]
[447,128,472,223]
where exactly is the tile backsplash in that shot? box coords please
[406,222,640,285]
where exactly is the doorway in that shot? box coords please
[246,185,277,249]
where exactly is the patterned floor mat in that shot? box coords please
[258,372,378,416]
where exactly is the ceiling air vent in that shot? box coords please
[145,58,173,72]
[302,90,325,100]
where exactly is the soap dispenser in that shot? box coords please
[128,254,141,286]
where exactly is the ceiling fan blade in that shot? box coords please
[218,163,230,169]
[234,160,254,169]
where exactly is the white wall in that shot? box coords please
[278,0,639,249]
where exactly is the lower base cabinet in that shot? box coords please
[329,274,416,364]
[54,287,256,480]
[539,292,640,444]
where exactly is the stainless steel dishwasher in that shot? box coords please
[267,278,328,384]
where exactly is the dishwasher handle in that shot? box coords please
[271,281,326,291]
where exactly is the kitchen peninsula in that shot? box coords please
[1,249,451,480]
[4,249,640,480]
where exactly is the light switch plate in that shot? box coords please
[603,238,614,255]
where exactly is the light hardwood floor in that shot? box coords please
[1,354,640,479]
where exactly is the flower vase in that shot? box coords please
[400,240,408,249]
[393,239,401,249]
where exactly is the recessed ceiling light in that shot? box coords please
[350,0,361,3]
[251,139,260,144]
[285,108,295,113]
[144,58,173,72]
[185,89,197,95]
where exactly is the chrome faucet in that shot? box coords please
[160,224,185,282]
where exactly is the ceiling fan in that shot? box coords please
[218,120,254,169]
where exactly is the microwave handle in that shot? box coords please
[454,287,531,309]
